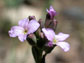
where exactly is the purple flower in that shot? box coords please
[47,6,56,19]
[42,28,70,52]
[9,18,40,42]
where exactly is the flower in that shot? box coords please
[46,6,56,19]
[9,18,40,42]
[42,28,70,52]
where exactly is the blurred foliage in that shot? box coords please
[4,0,44,7]
[4,0,23,8]
[0,19,12,36]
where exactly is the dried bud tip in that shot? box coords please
[40,32,44,38]
[28,16,35,21]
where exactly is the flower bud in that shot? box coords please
[28,16,36,21]
[26,34,37,46]
[46,6,56,19]
[45,19,58,31]
[38,19,44,28]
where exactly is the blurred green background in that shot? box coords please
[0,0,84,63]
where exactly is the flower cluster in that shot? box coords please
[9,18,40,42]
[42,28,70,52]
[9,6,70,63]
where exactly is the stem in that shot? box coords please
[32,46,48,63]
[41,53,47,63]
[32,46,42,63]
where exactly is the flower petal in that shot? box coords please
[18,34,27,42]
[42,28,55,41]
[9,29,17,37]
[56,42,70,52]
[49,6,55,12]
[18,18,29,29]
[55,32,70,41]
[28,20,40,34]
[9,26,24,37]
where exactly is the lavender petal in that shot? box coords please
[28,20,40,34]
[56,42,70,52]
[55,32,70,41]
[42,28,55,41]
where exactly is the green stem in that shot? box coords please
[32,46,47,63]
[32,46,42,63]
[41,53,47,63]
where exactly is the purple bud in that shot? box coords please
[47,42,53,47]
[46,6,56,19]
[38,19,44,28]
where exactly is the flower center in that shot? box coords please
[53,37,58,44]
[24,29,28,34]
[53,38,57,43]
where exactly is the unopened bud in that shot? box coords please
[26,34,37,46]
[38,19,44,28]
[28,16,36,21]
[46,6,56,19]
